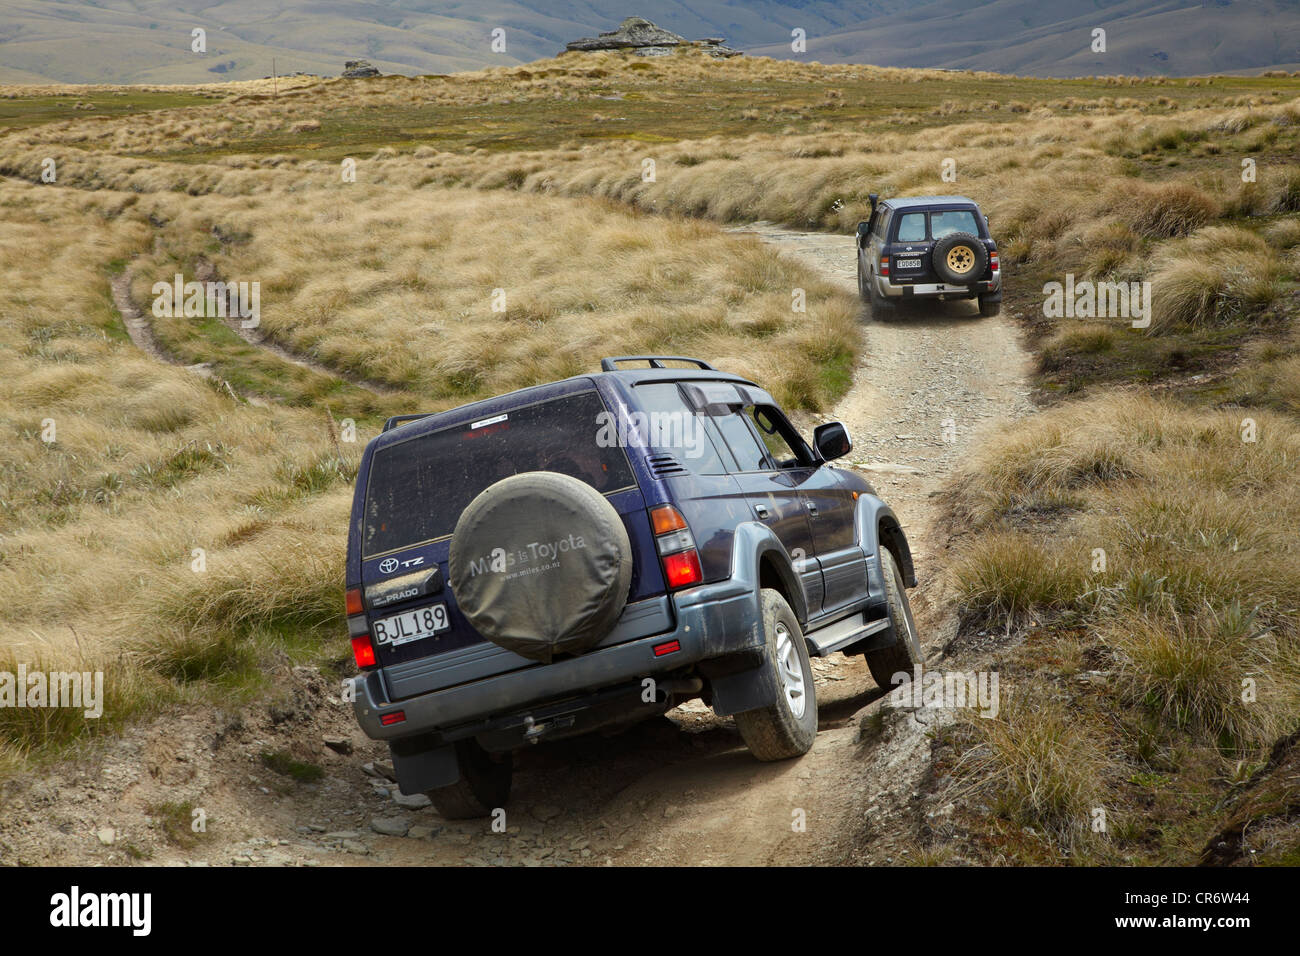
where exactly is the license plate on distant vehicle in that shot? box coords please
[373,604,449,647]
[896,258,921,269]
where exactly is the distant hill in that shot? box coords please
[750,0,1300,77]
[0,0,1295,84]
[0,1,899,84]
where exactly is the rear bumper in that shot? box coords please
[876,274,1001,299]
[351,576,761,742]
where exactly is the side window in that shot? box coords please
[632,382,729,475]
[874,209,891,240]
[713,410,770,473]
[746,406,808,469]
[896,212,927,242]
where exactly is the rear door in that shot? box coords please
[868,205,891,281]
[706,402,823,613]
[627,380,747,584]
[889,209,932,284]
[359,387,660,676]
[743,405,868,615]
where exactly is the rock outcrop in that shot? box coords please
[563,17,741,58]
[341,60,381,78]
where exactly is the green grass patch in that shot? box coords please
[261,749,325,783]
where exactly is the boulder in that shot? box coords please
[341,60,381,78]
[563,17,742,58]
[565,16,686,52]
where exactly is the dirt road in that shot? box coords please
[0,227,1033,867]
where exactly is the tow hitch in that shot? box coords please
[522,713,576,744]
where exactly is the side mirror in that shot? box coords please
[856,220,870,239]
[813,421,852,462]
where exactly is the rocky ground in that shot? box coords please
[0,226,1034,867]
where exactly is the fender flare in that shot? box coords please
[854,496,916,588]
[733,520,809,625]
[700,522,804,717]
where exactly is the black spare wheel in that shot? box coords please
[449,471,632,663]
[931,232,988,284]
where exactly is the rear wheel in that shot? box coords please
[864,549,924,688]
[734,589,818,761]
[978,294,1001,317]
[427,740,512,819]
[856,256,870,302]
[868,274,898,321]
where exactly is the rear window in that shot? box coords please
[896,213,926,242]
[363,390,635,557]
[931,209,980,238]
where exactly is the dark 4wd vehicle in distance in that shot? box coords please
[856,194,1002,319]
[345,356,923,818]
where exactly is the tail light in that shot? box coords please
[346,586,375,667]
[351,633,377,668]
[649,504,703,590]
[990,251,1000,272]
[879,256,890,276]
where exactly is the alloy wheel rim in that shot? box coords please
[947,246,975,274]
[774,622,807,719]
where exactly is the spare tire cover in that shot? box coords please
[448,471,633,663]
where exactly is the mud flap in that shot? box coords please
[705,652,780,717]
[389,737,459,795]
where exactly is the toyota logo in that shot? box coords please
[378,558,400,574]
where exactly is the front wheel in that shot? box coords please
[734,589,818,761]
[856,256,870,302]
[427,740,512,819]
[864,548,924,688]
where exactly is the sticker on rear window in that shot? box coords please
[470,413,508,430]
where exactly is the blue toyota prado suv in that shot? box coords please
[345,356,922,818]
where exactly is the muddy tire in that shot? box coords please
[931,232,988,285]
[857,257,870,302]
[868,273,897,320]
[978,294,1001,317]
[427,740,512,820]
[734,589,818,761]
[864,548,924,688]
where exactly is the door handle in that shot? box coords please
[805,501,819,516]
[754,504,770,519]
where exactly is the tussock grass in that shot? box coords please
[0,184,373,755]
[953,532,1093,622]
[1105,604,1300,752]
[1147,226,1282,331]
[945,392,1300,861]
[952,684,1108,851]
[131,186,858,411]
[949,393,1300,761]
[1116,181,1220,239]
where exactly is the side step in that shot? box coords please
[804,612,892,657]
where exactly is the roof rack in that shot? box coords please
[382,413,435,433]
[600,355,717,372]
